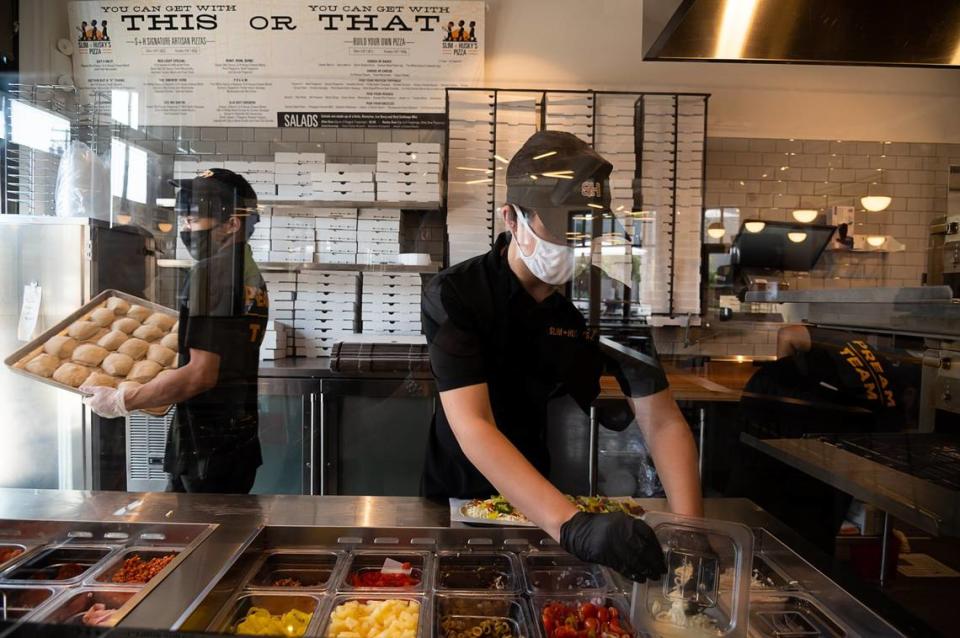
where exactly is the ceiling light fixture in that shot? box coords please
[116,213,132,225]
[866,235,887,247]
[456,166,492,173]
[860,195,892,212]
[533,151,557,160]
[792,209,818,223]
[707,222,726,239]
[156,222,173,233]
[587,203,604,209]
[787,231,808,243]
[744,221,766,233]
[541,172,574,180]
[714,0,761,59]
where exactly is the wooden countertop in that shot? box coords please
[599,359,757,403]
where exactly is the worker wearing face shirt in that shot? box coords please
[421,131,703,582]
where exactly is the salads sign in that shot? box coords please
[67,1,484,127]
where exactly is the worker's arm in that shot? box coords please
[440,383,577,540]
[629,388,703,518]
[124,348,220,410]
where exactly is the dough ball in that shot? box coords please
[118,381,142,394]
[44,335,78,359]
[144,313,176,331]
[25,353,61,378]
[117,338,149,360]
[67,321,100,340]
[102,352,134,377]
[89,307,116,327]
[147,344,176,367]
[72,344,109,366]
[106,297,130,315]
[127,360,162,384]
[53,362,92,388]
[97,330,129,352]
[111,317,140,334]
[127,305,152,323]
[84,372,117,388]
[160,333,178,351]
[87,328,110,343]
[132,324,164,342]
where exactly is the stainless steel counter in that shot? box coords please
[0,489,908,636]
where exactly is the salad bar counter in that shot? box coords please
[0,490,905,637]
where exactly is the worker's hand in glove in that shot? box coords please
[560,511,666,582]
[79,384,130,419]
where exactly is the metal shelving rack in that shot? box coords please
[444,88,709,325]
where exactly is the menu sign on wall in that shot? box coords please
[67,1,484,127]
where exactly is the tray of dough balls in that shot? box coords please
[4,289,178,417]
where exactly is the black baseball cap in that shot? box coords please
[170,168,258,222]
[506,131,612,238]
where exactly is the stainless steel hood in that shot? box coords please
[643,0,960,67]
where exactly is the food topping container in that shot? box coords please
[3,546,114,584]
[748,594,849,638]
[0,545,27,571]
[221,593,320,637]
[436,551,519,593]
[520,553,609,594]
[435,595,531,638]
[634,512,753,638]
[322,594,426,638]
[0,586,56,620]
[339,551,430,592]
[532,595,635,638]
[91,548,180,586]
[247,551,343,590]
[35,588,137,626]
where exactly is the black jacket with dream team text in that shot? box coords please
[164,241,269,479]
[421,233,668,499]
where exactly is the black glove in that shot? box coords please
[560,511,667,583]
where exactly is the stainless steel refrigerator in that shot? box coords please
[0,216,155,490]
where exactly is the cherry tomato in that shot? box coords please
[596,607,608,623]
[543,618,555,633]
[608,607,619,619]
[584,618,599,631]
[579,603,598,620]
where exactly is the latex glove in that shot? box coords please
[79,384,130,418]
[560,511,667,582]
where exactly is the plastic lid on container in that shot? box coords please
[634,512,753,638]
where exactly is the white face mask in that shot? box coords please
[512,205,575,286]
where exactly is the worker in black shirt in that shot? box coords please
[82,169,269,494]
[422,131,702,582]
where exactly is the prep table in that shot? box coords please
[0,489,910,637]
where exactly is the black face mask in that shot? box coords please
[180,226,220,261]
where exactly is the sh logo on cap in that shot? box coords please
[580,180,603,199]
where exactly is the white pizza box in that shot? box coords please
[363,272,422,283]
[275,173,313,186]
[316,228,357,243]
[224,161,275,174]
[269,300,295,311]
[271,227,315,241]
[355,254,400,265]
[376,173,440,186]
[356,218,399,231]
[262,271,298,283]
[268,251,312,263]
[248,239,271,252]
[271,216,317,230]
[271,239,315,252]
[275,152,326,164]
[315,252,357,264]
[268,311,295,322]
[376,161,441,174]
[323,191,376,202]
[377,149,441,161]
[266,291,294,302]
[312,171,375,183]
[378,183,440,195]
[357,244,400,256]
[293,285,357,299]
[316,239,357,253]
[377,191,439,203]
[294,301,357,313]
[275,163,317,175]
[358,209,402,220]
[294,320,356,331]
[325,163,376,173]
[277,185,316,198]
[313,182,375,195]
[377,142,442,154]
[294,308,357,321]
[315,207,358,217]
[314,218,359,232]
[361,293,421,304]
[253,187,278,199]
[251,251,270,263]
[297,271,359,283]
[363,310,421,322]
[356,229,398,242]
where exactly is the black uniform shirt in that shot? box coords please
[421,233,668,499]
[164,241,269,479]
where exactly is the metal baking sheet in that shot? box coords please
[4,289,177,417]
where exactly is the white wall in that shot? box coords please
[18,0,960,143]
